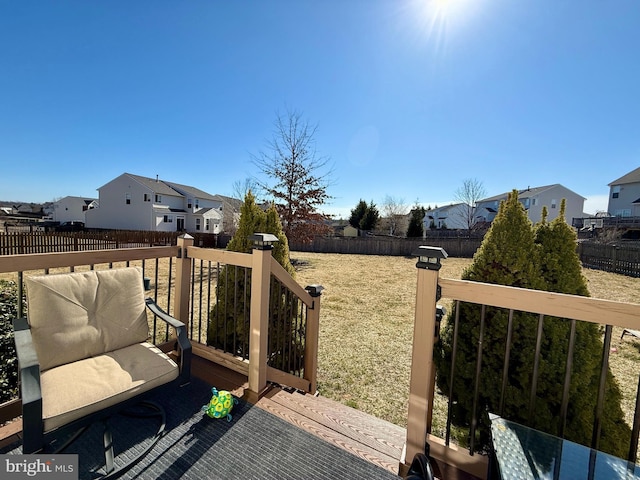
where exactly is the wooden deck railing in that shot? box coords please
[0,234,321,422]
[404,250,640,479]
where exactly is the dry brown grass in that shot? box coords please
[291,252,640,438]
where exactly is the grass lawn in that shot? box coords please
[291,251,640,442]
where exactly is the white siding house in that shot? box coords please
[607,167,640,217]
[476,184,585,225]
[52,196,97,224]
[423,203,470,231]
[85,173,222,233]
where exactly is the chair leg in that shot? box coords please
[103,420,115,475]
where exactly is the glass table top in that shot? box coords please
[490,414,640,479]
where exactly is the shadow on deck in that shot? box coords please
[0,356,474,480]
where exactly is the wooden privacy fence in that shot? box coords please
[291,236,482,257]
[0,231,229,255]
[578,242,640,278]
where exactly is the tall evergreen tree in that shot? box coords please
[207,192,301,372]
[436,192,630,457]
[360,201,380,231]
[407,206,425,238]
[534,200,630,456]
[349,200,368,229]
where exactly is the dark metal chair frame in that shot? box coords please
[14,297,191,477]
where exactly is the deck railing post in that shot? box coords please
[175,234,194,323]
[304,285,324,394]
[247,234,277,400]
[404,246,447,468]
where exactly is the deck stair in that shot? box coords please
[257,386,405,475]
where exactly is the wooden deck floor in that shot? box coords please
[0,354,480,480]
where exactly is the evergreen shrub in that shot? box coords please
[435,192,630,457]
[206,192,303,373]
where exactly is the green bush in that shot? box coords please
[435,191,630,457]
[0,280,23,404]
[206,192,303,372]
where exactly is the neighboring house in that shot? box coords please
[85,173,222,233]
[476,184,585,225]
[607,167,640,217]
[423,203,470,230]
[212,194,243,234]
[52,196,98,224]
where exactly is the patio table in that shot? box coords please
[489,413,640,479]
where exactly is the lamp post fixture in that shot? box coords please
[249,233,279,250]
[412,246,448,270]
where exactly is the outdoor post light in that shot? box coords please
[411,245,448,270]
[249,233,279,250]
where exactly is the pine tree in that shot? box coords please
[407,206,425,238]
[349,200,368,229]
[436,191,542,451]
[436,192,631,458]
[533,200,630,456]
[207,192,301,372]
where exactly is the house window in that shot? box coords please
[195,218,201,231]
[155,194,162,203]
[163,215,172,223]
[195,199,199,209]
[125,193,131,205]
[532,198,537,206]
[205,219,210,231]
[187,198,192,208]
[612,186,621,199]
[144,193,150,202]
[551,199,557,209]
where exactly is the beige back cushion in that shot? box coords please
[26,267,150,372]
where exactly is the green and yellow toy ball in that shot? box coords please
[202,387,237,421]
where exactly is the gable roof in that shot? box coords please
[104,173,218,200]
[163,181,218,201]
[125,173,182,197]
[609,167,640,186]
[479,184,584,202]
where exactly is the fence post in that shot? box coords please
[247,234,277,401]
[404,246,446,470]
[175,234,194,323]
[304,285,323,394]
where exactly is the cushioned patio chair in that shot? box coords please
[13,267,191,475]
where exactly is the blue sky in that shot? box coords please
[1,0,639,218]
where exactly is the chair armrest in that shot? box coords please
[144,298,191,384]
[13,318,42,404]
[13,318,44,452]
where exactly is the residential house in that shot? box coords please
[423,203,470,231]
[52,196,98,224]
[607,167,640,217]
[85,173,222,233]
[212,194,243,234]
[476,184,585,225]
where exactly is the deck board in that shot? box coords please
[1,353,480,479]
[264,388,405,460]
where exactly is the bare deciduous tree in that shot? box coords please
[252,109,333,244]
[454,178,487,233]
[231,177,259,201]
[381,195,408,236]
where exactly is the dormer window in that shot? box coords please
[155,194,162,203]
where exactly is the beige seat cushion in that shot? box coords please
[41,342,178,432]
[25,268,150,372]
